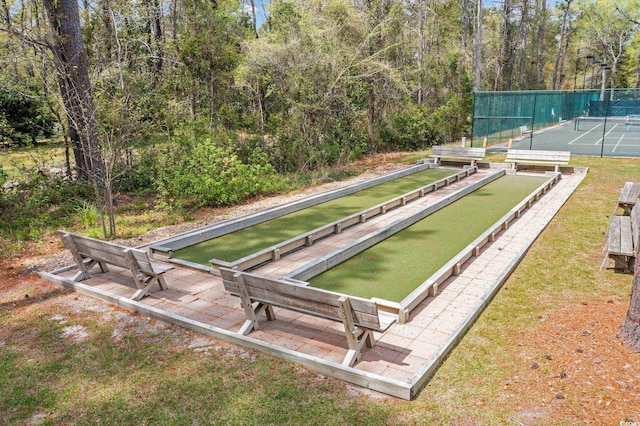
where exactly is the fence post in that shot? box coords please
[529,93,537,150]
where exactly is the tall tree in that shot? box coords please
[576,0,635,97]
[43,0,108,235]
[553,0,574,90]
[620,246,640,350]
[473,0,483,91]
[535,0,547,88]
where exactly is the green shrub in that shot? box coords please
[379,105,443,151]
[156,138,286,209]
[74,201,100,229]
[0,173,94,244]
[430,96,472,143]
[0,88,55,147]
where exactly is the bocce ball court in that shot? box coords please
[42,157,586,399]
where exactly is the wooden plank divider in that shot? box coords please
[215,167,479,274]
[151,162,437,256]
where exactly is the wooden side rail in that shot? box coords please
[505,149,570,172]
[220,268,396,367]
[605,202,640,273]
[212,167,477,273]
[59,231,173,300]
[430,146,486,166]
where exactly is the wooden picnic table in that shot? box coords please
[618,182,640,215]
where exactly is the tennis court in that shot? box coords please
[473,89,640,157]
[487,116,640,157]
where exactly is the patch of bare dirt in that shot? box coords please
[505,300,640,424]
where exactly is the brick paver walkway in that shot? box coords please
[44,166,586,397]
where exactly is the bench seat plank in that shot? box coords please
[618,182,640,208]
[605,200,639,273]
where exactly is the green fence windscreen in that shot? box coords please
[471,90,600,146]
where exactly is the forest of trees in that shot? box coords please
[1,0,640,236]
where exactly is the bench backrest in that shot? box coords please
[59,231,156,275]
[431,146,486,159]
[220,268,382,330]
[506,149,571,163]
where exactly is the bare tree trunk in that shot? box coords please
[620,246,640,350]
[517,0,529,90]
[416,4,426,105]
[101,0,114,64]
[499,0,515,91]
[43,0,107,234]
[473,0,483,91]
[146,0,163,75]
[552,0,572,90]
[462,0,470,52]
[535,0,547,88]
[249,0,258,37]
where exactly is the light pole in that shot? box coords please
[574,52,596,91]
[582,55,595,89]
[600,63,610,101]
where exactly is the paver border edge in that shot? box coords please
[38,270,413,400]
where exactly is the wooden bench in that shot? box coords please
[605,202,640,273]
[505,149,571,172]
[59,231,173,300]
[220,268,396,367]
[430,146,486,167]
[519,125,532,136]
[618,182,640,215]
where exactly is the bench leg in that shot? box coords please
[609,254,634,273]
[338,296,376,367]
[342,329,372,367]
[69,257,108,282]
[237,302,275,335]
[130,274,168,301]
[157,274,169,291]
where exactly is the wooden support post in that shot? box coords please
[483,137,488,148]
[61,233,93,281]
[235,273,259,335]
[453,263,461,275]
[272,248,281,262]
[428,283,438,296]
[338,296,367,367]
[334,223,342,234]
[305,235,314,247]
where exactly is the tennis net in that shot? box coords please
[574,115,640,132]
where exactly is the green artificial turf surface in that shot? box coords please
[175,168,455,264]
[309,174,549,302]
